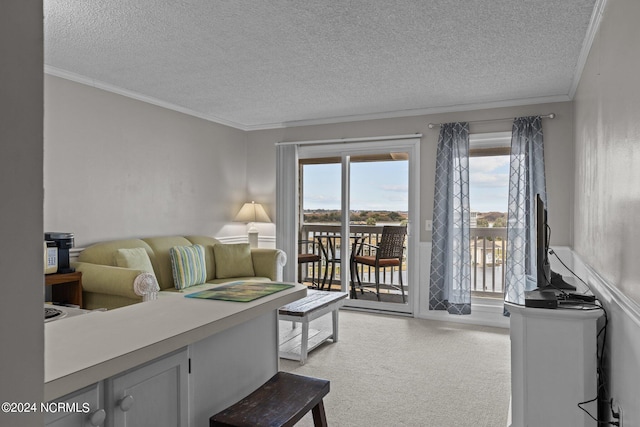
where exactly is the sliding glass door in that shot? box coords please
[299,160,343,290]
[297,138,419,314]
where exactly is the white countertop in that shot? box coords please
[45,283,306,401]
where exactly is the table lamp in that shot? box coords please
[234,201,271,248]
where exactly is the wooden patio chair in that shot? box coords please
[352,225,407,302]
[298,239,323,288]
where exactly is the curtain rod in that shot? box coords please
[276,133,422,146]
[427,113,555,129]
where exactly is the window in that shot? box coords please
[469,132,510,297]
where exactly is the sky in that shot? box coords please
[468,155,510,213]
[302,155,510,213]
[303,161,409,211]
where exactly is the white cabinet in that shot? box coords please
[105,348,189,427]
[507,303,602,427]
[46,312,279,427]
[44,286,305,427]
[45,383,105,427]
[45,349,188,427]
[189,310,279,426]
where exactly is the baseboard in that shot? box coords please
[417,298,510,329]
[69,247,83,263]
[217,235,276,247]
[70,234,276,259]
[215,235,249,244]
[418,241,510,329]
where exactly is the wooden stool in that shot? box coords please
[210,371,330,427]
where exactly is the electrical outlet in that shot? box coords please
[611,400,623,427]
[425,220,432,231]
[618,405,623,427]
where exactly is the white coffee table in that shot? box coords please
[278,290,348,364]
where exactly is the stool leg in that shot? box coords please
[311,400,328,427]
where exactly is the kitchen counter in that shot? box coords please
[45,283,306,401]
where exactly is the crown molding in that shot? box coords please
[44,66,251,131]
[568,0,608,99]
[272,95,571,130]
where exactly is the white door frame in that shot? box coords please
[287,136,421,315]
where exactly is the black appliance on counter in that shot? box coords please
[44,232,75,273]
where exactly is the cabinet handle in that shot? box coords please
[117,395,134,412]
[88,408,106,426]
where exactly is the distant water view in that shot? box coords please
[302,155,509,220]
[303,209,507,228]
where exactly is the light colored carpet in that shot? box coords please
[280,310,510,427]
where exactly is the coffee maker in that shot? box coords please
[44,232,75,273]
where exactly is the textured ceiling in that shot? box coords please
[44,0,599,130]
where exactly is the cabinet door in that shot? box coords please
[45,383,106,427]
[107,348,188,427]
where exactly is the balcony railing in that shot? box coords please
[470,227,507,298]
[299,224,405,293]
[300,224,507,299]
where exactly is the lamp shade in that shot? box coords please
[234,201,271,223]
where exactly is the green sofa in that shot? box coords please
[73,235,287,310]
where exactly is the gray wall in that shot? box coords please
[44,75,251,247]
[247,101,575,245]
[0,1,44,425]
[573,1,640,422]
[44,74,576,251]
[574,0,640,305]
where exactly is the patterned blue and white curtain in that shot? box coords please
[429,122,471,315]
[504,116,547,305]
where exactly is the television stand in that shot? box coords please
[537,271,577,292]
[506,302,602,426]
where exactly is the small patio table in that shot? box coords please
[314,233,362,295]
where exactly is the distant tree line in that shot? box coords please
[304,210,407,224]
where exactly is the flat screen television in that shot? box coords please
[535,194,576,291]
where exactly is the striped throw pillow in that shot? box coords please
[169,244,207,290]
